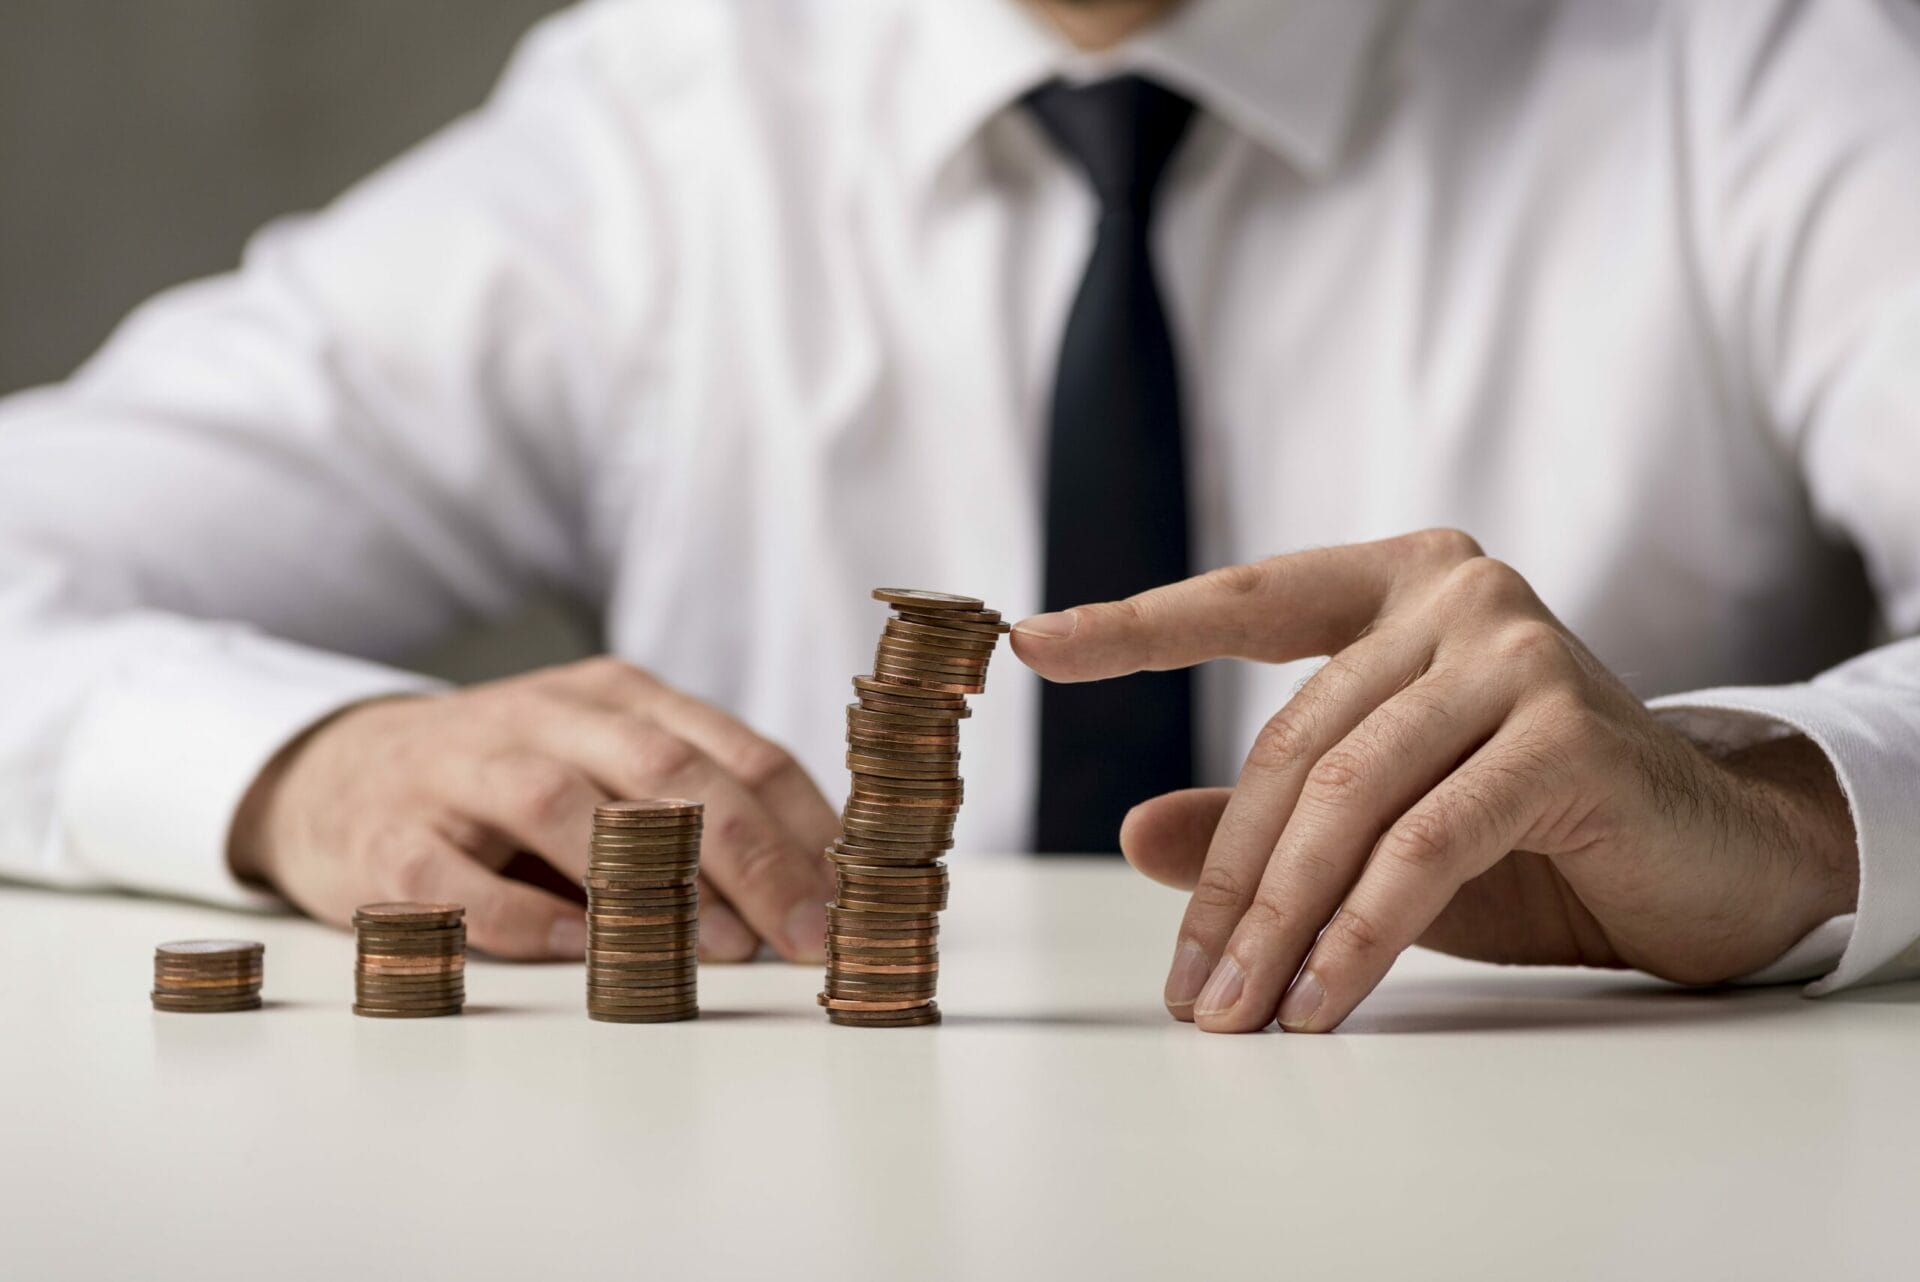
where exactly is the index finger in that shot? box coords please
[1009,529,1477,683]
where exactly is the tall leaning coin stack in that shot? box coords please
[585,799,702,1023]
[821,589,1007,1027]
[151,940,264,1013]
[352,903,466,1018]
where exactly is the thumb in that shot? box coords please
[1118,788,1232,889]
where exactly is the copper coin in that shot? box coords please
[826,1006,941,1027]
[353,903,464,925]
[819,995,936,1012]
[828,933,938,950]
[854,696,970,722]
[596,799,704,819]
[851,676,966,704]
[152,969,262,986]
[867,666,984,695]
[155,940,264,959]
[872,642,990,674]
[151,995,262,1013]
[881,618,1001,651]
[152,975,261,992]
[353,1005,461,1019]
[846,727,959,750]
[891,607,1010,631]
[844,754,960,780]
[871,588,985,611]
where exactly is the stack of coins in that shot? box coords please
[585,799,701,1023]
[821,589,1006,1027]
[352,903,465,1018]
[151,940,264,1013]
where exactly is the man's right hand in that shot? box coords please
[227,657,839,962]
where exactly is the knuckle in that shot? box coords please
[1235,895,1290,938]
[1190,865,1253,915]
[1198,560,1269,600]
[730,840,794,890]
[1246,705,1317,773]
[708,809,758,858]
[572,654,629,683]
[1407,526,1484,565]
[1493,619,1574,673]
[386,844,443,900]
[1445,554,1529,610]
[501,758,579,828]
[1088,595,1152,642]
[1325,906,1386,958]
[572,655,654,694]
[1380,809,1455,872]
[1305,745,1372,807]
[625,723,702,782]
[1533,686,1596,738]
[730,740,798,793]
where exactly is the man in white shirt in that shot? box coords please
[2,0,1916,1033]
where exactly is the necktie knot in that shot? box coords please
[1023,75,1196,217]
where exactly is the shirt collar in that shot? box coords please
[899,0,1403,194]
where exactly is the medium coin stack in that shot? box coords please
[585,799,701,1023]
[151,940,264,1013]
[352,903,466,1018]
[821,588,1007,1027]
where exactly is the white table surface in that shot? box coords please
[2,856,1914,1281]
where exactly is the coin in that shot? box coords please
[352,902,464,1018]
[824,591,1003,1028]
[597,798,703,818]
[871,588,985,611]
[826,1005,942,1027]
[352,903,464,925]
[150,939,267,1012]
[891,607,1011,631]
[155,940,264,958]
[582,798,700,1022]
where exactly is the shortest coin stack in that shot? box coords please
[151,940,264,1013]
[586,799,701,1024]
[353,903,466,1018]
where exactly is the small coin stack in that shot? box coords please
[151,940,264,1013]
[821,588,1007,1027]
[352,903,466,1018]
[585,799,701,1023]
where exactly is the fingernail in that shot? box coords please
[700,905,758,961]
[784,899,828,962]
[1012,610,1078,640]
[1278,970,1326,1031]
[1193,955,1245,1019]
[547,916,587,959]
[1165,939,1211,1010]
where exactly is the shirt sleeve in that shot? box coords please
[1661,0,1920,992]
[0,7,659,905]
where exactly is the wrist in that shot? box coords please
[225,695,411,891]
[1720,733,1859,927]
[227,735,301,890]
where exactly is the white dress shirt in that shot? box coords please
[3,0,1918,993]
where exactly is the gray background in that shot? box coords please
[0,0,588,675]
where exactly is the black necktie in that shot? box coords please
[1024,76,1197,853]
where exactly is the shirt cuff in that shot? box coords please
[57,625,445,909]
[1648,678,1920,996]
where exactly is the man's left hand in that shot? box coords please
[1011,530,1859,1033]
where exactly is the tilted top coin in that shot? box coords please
[871,588,986,611]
